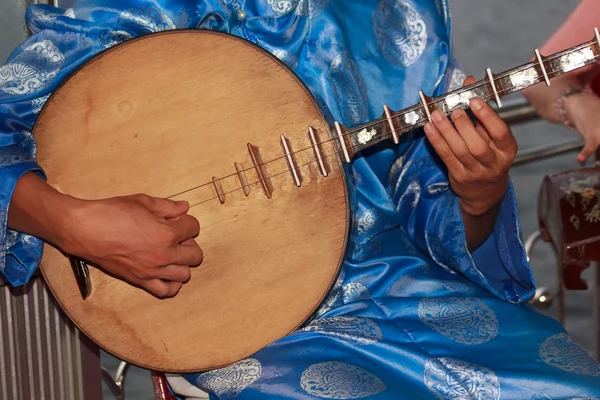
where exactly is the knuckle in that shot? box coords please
[134,270,149,280]
[163,227,179,243]
[472,166,487,181]
[471,146,488,159]
[153,250,172,266]
[511,141,519,156]
[494,126,507,139]
[133,266,152,280]
[133,193,150,203]
[491,167,507,182]
[453,173,468,185]
[488,174,501,185]
[472,173,485,184]
[194,247,204,265]
[438,148,451,160]
[149,283,170,299]
[505,145,518,162]
[454,148,469,160]
[182,268,192,282]
[189,216,201,236]
[169,283,183,297]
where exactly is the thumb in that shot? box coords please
[137,195,189,218]
[577,141,596,164]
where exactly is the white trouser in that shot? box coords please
[166,374,210,399]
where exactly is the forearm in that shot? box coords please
[524,0,600,120]
[7,172,75,249]
[461,201,501,251]
[522,72,585,123]
[539,0,599,57]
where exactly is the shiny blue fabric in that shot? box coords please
[1,1,599,398]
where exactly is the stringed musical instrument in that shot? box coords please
[34,29,600,373]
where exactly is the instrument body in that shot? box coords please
[34,31,351,372]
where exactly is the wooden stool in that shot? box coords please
[152,371,178,400]
[538,163,600,360]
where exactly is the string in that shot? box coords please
[171,44,600,205]
[185,53,600,206]
[169,40,598,199]
[185,57,599,208]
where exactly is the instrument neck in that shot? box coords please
[333,30,600,160]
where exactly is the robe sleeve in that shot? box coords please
[0,4,131,285]
[392,130,536,304]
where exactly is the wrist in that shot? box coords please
[8,172,86,253]
[459,199,499,218]
[44,193,87,254]
[564,90,599,128]
[523,73,584,124]
[558,87,591,130]
[459,184,507,218]
[460,195,503,251]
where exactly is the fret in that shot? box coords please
[534,49,551,86]
[486,68,502,107]
[333,121,352,163]
[383,104,400,144]
[419,91,432,121]
[234,162,251,196]
[280,134,302,187]
[339,30,600,159]
[308,127,329,177]
[212,177,226,204]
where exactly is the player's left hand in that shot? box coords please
[424,76,518,216]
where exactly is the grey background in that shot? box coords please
[0,0,595,398]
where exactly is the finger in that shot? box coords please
[138,195,190,219]
[424,121,462,171]
[469,98,515,151]
[168,214,200,243]
[170,239,204,266]
[458,76,489,142]
[155,265,192,283]
[578,141,596,163]
[431,109,478,168]
[461,86,492,143]
[450,109,495,165]
[475,123,492,143]
[463,76,477,87]
[143,279,183,299]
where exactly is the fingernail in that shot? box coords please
[432,110,443,122]
[424,122,434,134]
[452,109,465,119]
[470,98,483,110]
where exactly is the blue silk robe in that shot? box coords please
[0,1,599,399]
